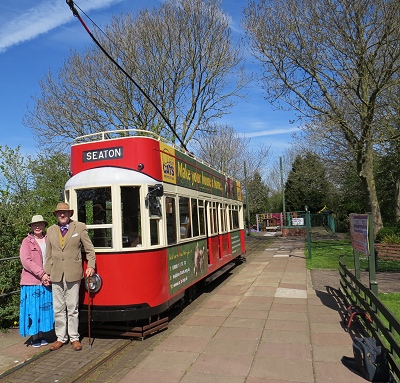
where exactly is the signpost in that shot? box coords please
[349,213,378,295]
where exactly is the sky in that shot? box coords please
[0,0,300,161]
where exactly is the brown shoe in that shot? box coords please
[50,341,64,351]
[71,340,82,351]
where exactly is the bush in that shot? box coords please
[0,294,20,329]
[375,224,400,243]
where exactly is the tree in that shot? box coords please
[29,151,70,219]
[243,0,400,235]
[0,147,69,328]
[191,123,270,182]
[24,0,246,150]
[246,171,270,224]
[266,150,295,194]
[284,152,334,213]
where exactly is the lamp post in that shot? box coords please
[305,203,312,259]
[280,157,286,226]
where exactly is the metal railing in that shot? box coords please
[339,258,400,381]
[0,256,21,298]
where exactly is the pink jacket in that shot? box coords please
[19,233,47,286]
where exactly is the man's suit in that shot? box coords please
[45,220,95,344]
[45,220,96,282]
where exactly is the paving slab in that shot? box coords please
[0,235,376,383]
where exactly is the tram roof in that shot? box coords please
[71,129,238,183]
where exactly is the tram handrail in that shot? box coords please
[72,129,238,182]
[72,129,162,144]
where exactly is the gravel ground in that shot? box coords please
[310,269,400,294]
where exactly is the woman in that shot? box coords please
[19,215,53,347]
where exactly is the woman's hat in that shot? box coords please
[28,215,48,227]
[53,202,74,216]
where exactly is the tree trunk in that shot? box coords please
[395,177,400,223]
[358,145,383,238]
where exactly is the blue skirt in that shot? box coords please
[19,285,54,337]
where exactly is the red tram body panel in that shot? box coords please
[65,131,246,323]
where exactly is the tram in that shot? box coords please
[63,129,246,330]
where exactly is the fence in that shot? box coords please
[0,256,21,298]
[255,211,335,232]
[339,258,400,381]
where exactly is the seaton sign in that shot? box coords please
[83,147,123,162]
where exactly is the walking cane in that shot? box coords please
[87,274,91,348]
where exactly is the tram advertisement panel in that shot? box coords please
[160,142,242,201]
[230,231,242,257]
[168,240,207,295]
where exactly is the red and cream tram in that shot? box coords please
[64,129,246,328]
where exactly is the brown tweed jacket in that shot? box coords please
[44,220,96,283]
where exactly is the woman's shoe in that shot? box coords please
[40,339,48,346]
[32,339,41,348]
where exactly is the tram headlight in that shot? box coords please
[84,273,102,293]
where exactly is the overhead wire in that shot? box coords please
[65,0,188,151]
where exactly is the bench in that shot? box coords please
[375,243,400,261]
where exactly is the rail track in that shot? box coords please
[1,235,270,383]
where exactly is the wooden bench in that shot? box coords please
[375,243,400,261]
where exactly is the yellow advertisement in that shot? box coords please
[160,142,176,184]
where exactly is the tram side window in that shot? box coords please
[231,205,239,230]
[219,203,227,233]
[198,200,205,236]
[209,201,218,235]
[191,199,199,237]
[166,196,177,245]
[150,219,160,246]
[121,186,141,247]
[77,187,112,248]
[147,186,161,246]
[179,196,191,239]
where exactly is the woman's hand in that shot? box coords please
[41,273,51,286]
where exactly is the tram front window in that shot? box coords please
[77,187,112,248]
[121,186,142,247]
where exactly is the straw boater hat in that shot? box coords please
[53,202,74,216]
[28,215,48,227]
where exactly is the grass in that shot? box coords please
[379,293,400,321]
[306,238,400,322]
[305,235,400,374]
[306,239,353,269]
[306,238,400,272]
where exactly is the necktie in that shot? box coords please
[60,225,68,237]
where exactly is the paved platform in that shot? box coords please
[0,236,370,382]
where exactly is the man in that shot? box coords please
[45,202,96,351]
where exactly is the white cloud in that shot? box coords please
[238,126,300,138]
[0,0,123,53]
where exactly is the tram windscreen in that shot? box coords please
[77,188,112,224]
[77,187,112,248]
